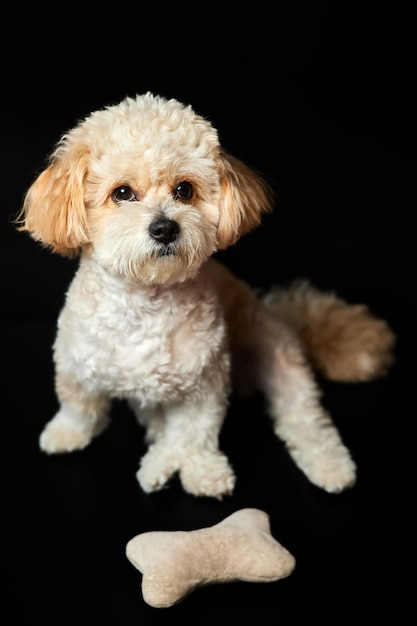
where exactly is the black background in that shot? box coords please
[3,2,414,623]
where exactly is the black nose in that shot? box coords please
[148,217,180,246]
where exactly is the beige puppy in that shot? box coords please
[15,92,395,497]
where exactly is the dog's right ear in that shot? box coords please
[15,144,90,257]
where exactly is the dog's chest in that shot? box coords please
[54,263,227,401]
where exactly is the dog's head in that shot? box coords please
[16,92,273,285]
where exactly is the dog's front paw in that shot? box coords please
[179,450,236,499]
[137,445,236,498]
[137,445,180,493]
[40,411,95,454]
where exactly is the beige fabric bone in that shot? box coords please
[126,508,296,608]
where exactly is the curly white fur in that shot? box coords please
[16,92,395,496]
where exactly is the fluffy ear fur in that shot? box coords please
[16,144,90,258]
[216,150,274,249]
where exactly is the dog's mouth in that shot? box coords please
[155,243,177,258]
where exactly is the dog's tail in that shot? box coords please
[262,280,396,382]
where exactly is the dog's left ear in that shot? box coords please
[217,150,274,249]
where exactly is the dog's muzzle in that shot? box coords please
[149,217,180,256]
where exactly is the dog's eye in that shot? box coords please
[174,181,193,201]
[112,186,136,203]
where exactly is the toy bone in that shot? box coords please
[126,508,296,608]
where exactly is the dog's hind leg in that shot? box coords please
[254,318,357,493]
[39,373,111,454]
[214,265,357,493]
[256,281,396,492]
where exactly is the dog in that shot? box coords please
[15,92,395,497]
